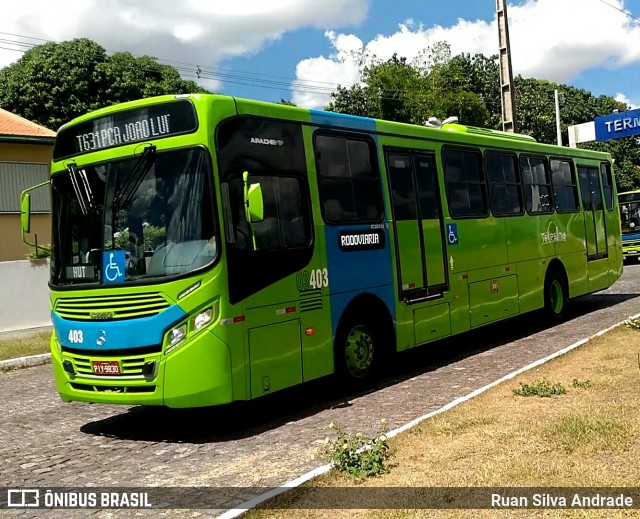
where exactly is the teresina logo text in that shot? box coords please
[338,230,385,251]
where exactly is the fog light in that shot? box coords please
[62,360,75,375]
[141,361,155,376]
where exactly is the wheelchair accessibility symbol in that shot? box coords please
[447,224,458,245]
[103,250,125,283]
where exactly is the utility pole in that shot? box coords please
[497,0,517,133]
[555,89,562,145]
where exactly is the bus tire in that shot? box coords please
[334,311,384,385]
[544,268,568,321]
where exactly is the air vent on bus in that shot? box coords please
[54,292,170,320]
[299,288,323,312]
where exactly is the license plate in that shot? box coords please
[92,361,121,375]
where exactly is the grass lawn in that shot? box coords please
[245,324,640,518]
[0,331,51,362]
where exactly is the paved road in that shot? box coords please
[2,264,640,517]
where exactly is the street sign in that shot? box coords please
[594,108,640,142]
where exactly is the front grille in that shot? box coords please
[66,352,159,378]
[54,292,170,321]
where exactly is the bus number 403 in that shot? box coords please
[68,330,84,344]
[296,268,329,291]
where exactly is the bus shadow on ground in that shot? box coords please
[80,291,638,444]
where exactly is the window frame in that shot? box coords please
[520,154,554,215]
[549,157,579,214]
[246,173,312,251]
[577,165,604,212]
[313,130,384,226]
[442,145,489,219]
[600,161,615,211]
[484,150,524,217]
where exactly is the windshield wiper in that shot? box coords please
[112,145,157,211]
[66,162,98,216]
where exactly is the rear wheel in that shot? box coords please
[544,269,568,320]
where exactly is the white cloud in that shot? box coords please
[0,0,368,91]
[615,93,640,109]
[293,0,640,108]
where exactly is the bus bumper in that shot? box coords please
[52,330,233,408]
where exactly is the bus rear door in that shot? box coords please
[578,166,609,291]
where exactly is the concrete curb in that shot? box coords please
[0,353,52,372]
[216,312,640,519]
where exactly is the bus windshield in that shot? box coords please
[620,200,640,235]
[50,147,217,286]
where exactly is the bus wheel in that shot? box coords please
[335,315,381,383]
[544,269,567,320]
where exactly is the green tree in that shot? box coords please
[0,38,208,129]
[327,46,491,127]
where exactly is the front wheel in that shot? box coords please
[335,315,384,384]
[544,270,568,321]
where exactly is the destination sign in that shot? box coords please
[338,230,385,251]
[53,100,198,159]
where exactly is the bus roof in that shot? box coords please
[56,93,612,163]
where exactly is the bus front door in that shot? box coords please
[579,166,609,290]
[386,150,447,302]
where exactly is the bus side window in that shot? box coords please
[600,162,614,210]
[485,151,522,216]
[521,155,553,214]
[550,159,578,213]
[315,133,383,224]
[251,176,308,250]
[443,147,487,218]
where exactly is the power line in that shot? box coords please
[0,30,506,107]
[0,30,348,92]
[595,0,640,23]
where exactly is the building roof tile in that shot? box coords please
[0,108,56,137]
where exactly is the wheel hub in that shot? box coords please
[345,326,374,377]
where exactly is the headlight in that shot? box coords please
[165,301,219,355]
[170,324,187,345]
[194,308,213,330]
[191,300,219,331]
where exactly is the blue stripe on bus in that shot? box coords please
[622,233,640,241]
[310,110,395,337]
[52,304,187,351]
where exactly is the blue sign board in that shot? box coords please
[447,223,458,245]
[102,250,126,284]
[594,108,640,142]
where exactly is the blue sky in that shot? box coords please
[1,0,639,113]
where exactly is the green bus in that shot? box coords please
[21,94,623,408]
[618,189,640,261]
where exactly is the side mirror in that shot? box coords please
[20,181,50,247]
[247,183,264,223]
[21,192,31,235]
[242,171,265,251]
